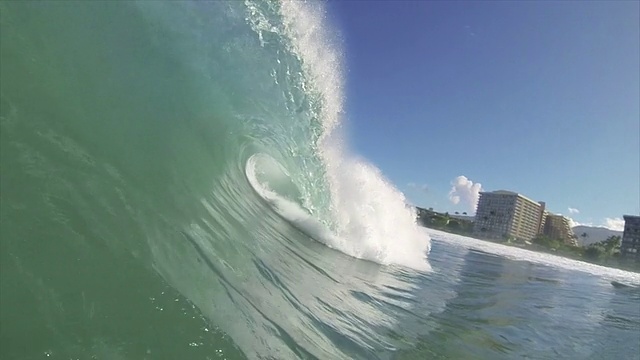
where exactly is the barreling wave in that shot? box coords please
[245,0,431,269]
[1,0,430,359]
[5,2,640,359]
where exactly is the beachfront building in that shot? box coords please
[473,190,546,242]
[620,215,640,261]
[543,214,578,246]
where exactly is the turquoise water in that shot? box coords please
[1,1,639,359]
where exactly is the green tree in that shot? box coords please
[447,220,461,231]
[533,235,561,250]
[584,245,604,260]
[599,235,621,255]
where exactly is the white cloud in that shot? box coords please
[568,217,626,231]
[568,217,580,228]
[448,175,482,213]
[603,217,625,231]
[568,207,580,214]
[568,217,592,228]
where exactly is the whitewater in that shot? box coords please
[1,1,638,359]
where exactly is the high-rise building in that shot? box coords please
[620,215,640,260]
[543,214,577,246]
[473,190,546,241]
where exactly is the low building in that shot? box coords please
[473,190,546,242]
[543,214,577,246]
[620,215,640,260]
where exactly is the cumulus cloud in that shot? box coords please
[568,217,580,228]
[568,216,626,231]
[448,175,482,213]
[568,217,592,228]
[603,217,625,231]
[568,207,580,214]
[568,217,625,231]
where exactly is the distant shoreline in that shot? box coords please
[418,222,640,273]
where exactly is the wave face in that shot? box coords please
[0,1,430,359]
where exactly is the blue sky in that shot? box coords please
[327,1,639,230]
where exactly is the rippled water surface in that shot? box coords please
[1,2,639,359]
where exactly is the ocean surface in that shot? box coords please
[1,1,639,359]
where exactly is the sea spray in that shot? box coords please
[3,2,639,360]
[275,0,431,269]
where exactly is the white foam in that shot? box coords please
[321,141,431,271]
[277,2,431,271]
[427,228,640,285]
[278,1,343,135]
[246,153,430,271]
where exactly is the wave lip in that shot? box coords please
[271,1,432,271]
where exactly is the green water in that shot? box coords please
[1,2,639,359]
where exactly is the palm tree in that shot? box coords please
[603,235,621,255]
[580,232,588,245]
